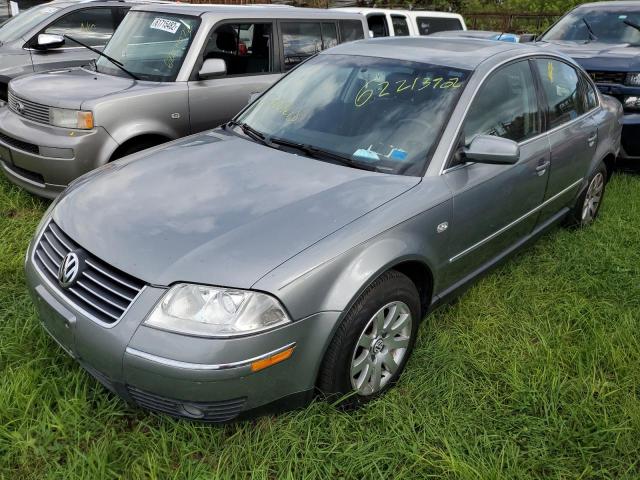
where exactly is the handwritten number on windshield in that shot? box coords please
[355,77,463,107]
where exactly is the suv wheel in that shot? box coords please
[317,270,420,408]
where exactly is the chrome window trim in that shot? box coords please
[31,219,147,329]
[125,342,296,371]
[438,52,601,176]
[448,178,583,263]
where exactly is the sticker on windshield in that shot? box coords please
[619,15,628,19]
[150,18,181,34]
[353,149,380,161]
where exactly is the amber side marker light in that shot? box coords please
[251,346,295,372]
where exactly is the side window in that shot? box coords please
[281,21,337,71]
[367,14,388,38]
[113,7,130,28]
[339,20,365,42]
[580,73,598,111]
[391,15,410,36]
[43,8,115,47]
[202,23,273,76]
[321,22,338,49]
[416,17,463,35]
[463,61,541,145]
[534,59,582,128]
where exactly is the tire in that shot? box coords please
[317,270,421,409]
[565,162,607,228]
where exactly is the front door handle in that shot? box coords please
[587,132,598,147]
[535,160,550,176]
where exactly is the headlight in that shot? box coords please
[623,96,640,111]
[49,107,94,129]
[626,73,640,86]
[144,284,291,337]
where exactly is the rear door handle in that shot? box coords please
[587,132,598,147]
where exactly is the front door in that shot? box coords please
[442,60,550,288]
[187,21,280,133]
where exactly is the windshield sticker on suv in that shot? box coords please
[354,77,464,108]
[151,18,181,35]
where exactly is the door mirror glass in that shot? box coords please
[36,33,65,49]
[464,135,520,165]
[199,58,226,79]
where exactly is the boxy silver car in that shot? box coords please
[0,0,153,106]
[0,4,366,198]
[26,37,622,421]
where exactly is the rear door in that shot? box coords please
[442,59,550,285]
[532,58,599,222]
[187,20,280,133]
[29,7,128,72]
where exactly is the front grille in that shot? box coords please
[0,130,39,154]
[33,221,145,324]
[588,71,626,85]
[8,90,51,125]
[127,386,247,422]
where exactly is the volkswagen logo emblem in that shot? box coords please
[58,251,81,288]
[15,101,25,115]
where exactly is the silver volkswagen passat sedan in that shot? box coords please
[25,37,622,422]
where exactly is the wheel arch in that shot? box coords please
[109,133,173,162]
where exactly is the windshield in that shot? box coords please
[96,11,200,82]
[0,4,61,44]
[541,7,640,44]
[236,54,470,176]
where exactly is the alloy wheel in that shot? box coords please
[581,172,604,225]
[350,301,413,396]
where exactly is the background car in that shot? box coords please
[533,1,640,166]
[0,4,366,198]
[334,7,466,37]
[0,0,164,108]
[431,29,520,42]
[25,37,621,422]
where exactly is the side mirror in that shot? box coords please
[518,33,537,43]
[464,135,520,165]
[36,33,65,50]
[199,58,226,80]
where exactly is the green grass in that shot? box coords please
[0,172,639,479]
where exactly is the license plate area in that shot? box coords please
[0,144,12,165]
[34,285,76,358]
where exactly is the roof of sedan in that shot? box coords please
[577,1,640,7]
[322,36,535,70]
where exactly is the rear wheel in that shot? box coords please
[317,270,420,408]
[566,162,607,227]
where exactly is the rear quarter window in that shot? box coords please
[339,19,365,42]
[416,17,463,35]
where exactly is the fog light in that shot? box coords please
[180,403,205,418]
[623,96,640,111]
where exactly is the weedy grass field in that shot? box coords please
[0,173,639,479]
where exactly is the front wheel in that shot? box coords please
[565,162,607,228]
[317,270,420,409]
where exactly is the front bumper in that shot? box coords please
[0,108,118,199]
[25,244,340,422]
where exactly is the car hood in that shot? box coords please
[538,40,640,71]
[9,67,138,109]
[53,131,420,289]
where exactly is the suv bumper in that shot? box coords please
[0,108,117,199]
[25,236,339,421]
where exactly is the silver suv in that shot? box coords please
[0,0,156,107]
[0,4,366,198]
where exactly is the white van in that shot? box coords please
[335,8,466,37]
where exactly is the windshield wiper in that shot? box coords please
[269,136,380,172]
[623,18,640,33]
[582,18,598,42]
[225,121,276,148]
[63,35,139,80]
